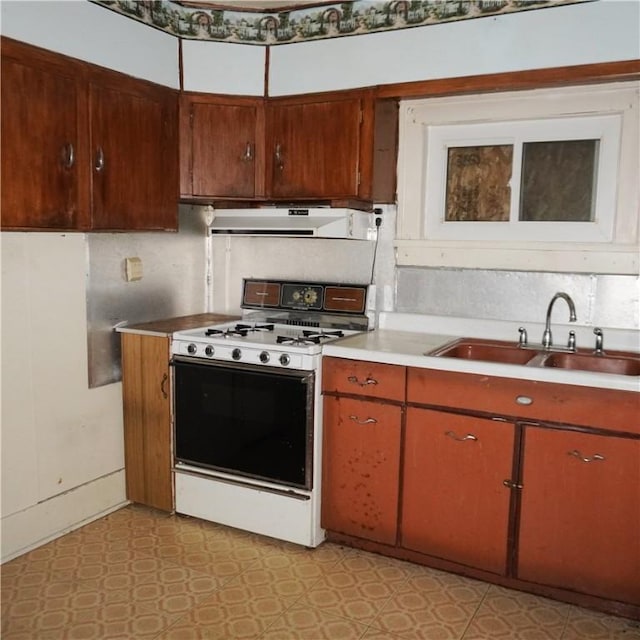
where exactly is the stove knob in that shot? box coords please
[279,353,291,367]
[232,348,242,361]
[259,351,270,363]
[204,345,215,357]
[187,343,197,354]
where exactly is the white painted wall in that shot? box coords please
[1,234,128,561]
[268,1,640,95]
[0,0,179,88]
[182,40,265,95]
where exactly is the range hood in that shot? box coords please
[208,207,373,240]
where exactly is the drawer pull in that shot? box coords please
[445,430,477,442]
[349,415,377,425]
[569,450,605,463]
[515,395,533,406]
[347,375,378,387]
[160,372,168,399]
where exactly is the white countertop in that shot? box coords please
[322,313,640,393]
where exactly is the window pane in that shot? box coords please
[520,140,598,222]
[445,145,512,221]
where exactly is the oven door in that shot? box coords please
[172,357,315,490]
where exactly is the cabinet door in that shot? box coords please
[322,396,402,544]
[121,333,173,512]
[518,428,640,605]
[267,97,362,199]
[1,45,86,229]
[182,97,263,199]
[402,408,514,574]
[90,77,178,230]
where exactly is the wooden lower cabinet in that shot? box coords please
[322,395,402,544]
[401,408,515,574]
[321,360,640,615]
[518,428,640,605]
[121,333,173,512]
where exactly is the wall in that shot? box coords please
[396,269,640,334]
[182,40,265,95]
[1,233,127,561]
[87,207,209,388]
[268,1,640,95]
[0,0,179,88]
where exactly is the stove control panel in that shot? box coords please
[242,279,367,316]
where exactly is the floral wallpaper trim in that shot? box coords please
[91,0,591,46]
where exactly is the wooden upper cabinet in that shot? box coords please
[1,39,88,230]
[89,75,178,230]
[180,95,264,199]
[267,96,362,199]
[1,37,178,231]
[179,90,398,205]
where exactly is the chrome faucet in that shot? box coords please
[542,292,577,349]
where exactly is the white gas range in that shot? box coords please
[170,279,370,547]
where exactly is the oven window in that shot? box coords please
[173,360,313,489]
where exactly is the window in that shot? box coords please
[424,115,620,242]
[396,82,639,274]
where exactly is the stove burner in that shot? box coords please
[235,323,275,333]
[302,330,344,340]
[205,328,249,338]
[276,335,323,346]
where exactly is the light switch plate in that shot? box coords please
[125,257,143,282]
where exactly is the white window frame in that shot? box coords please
[425,115,620,243]
[396,82,640,275]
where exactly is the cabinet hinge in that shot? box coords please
[503,479,523,490]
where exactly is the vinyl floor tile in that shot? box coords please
[1,505,638,640]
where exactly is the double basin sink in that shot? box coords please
[428,338,640,377]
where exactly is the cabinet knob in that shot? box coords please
[515,395,533,406]
[568,449,605,463]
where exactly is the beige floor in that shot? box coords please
[1,505,639,640]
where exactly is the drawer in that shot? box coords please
[323,357,405,402]
[407,367,640,435]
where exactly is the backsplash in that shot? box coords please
[396,268,640,331]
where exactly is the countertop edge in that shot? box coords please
[323,329,640,393]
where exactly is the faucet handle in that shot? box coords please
[593,327,604,355]
[518,327,528,347]
[567,331,576,351]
